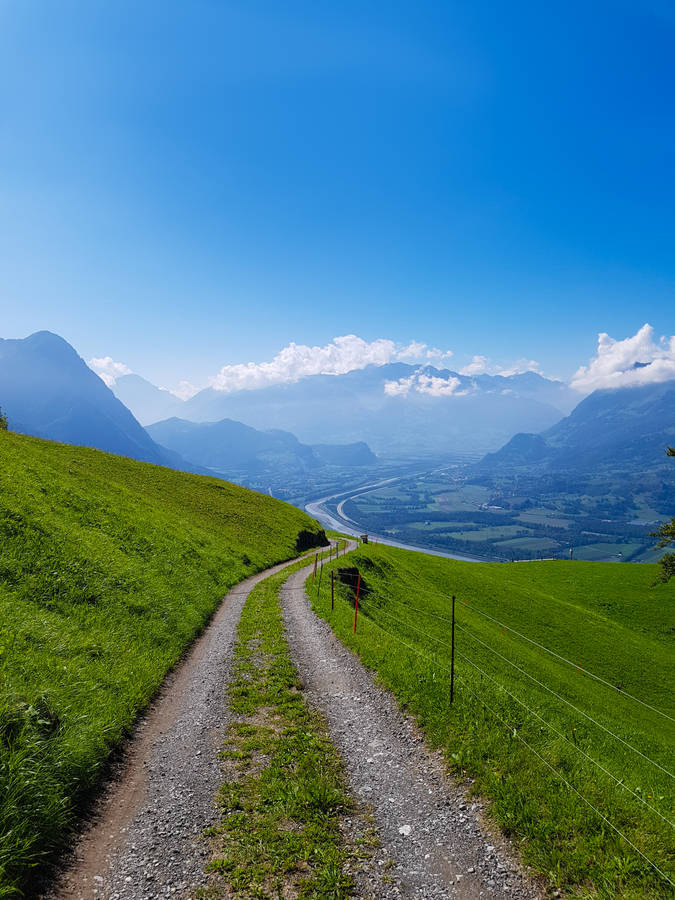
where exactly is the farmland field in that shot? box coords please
[0,431,325,896]
[342,469,666,562]
[311,543,675,898]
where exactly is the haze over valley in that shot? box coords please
[2,325,673,563]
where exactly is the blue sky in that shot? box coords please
[0,0,673,390]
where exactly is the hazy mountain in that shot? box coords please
[479,379,675,474]
[312,442,376,466]
[177,364,572,456]
[147,417,315,474]
[0,331,201,471]
[146,416,376,478]
[112,374,184,425]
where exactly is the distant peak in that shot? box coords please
[26,330,73,346]
[22,330,82,361]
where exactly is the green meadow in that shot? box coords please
[0,431,324,896]
[311,544,675,898]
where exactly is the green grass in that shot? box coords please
[206,554,357,898]
[311,544,675,898]
[572,543,643,562]
[0,431,325,897]
[494,536,561,552]
[449,525,527,542]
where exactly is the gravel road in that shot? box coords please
[281,561,545,900]
[47,555,313,900]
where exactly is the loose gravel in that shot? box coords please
[47,544,546,900]
[281,559,546,900]
[46,555,311,900]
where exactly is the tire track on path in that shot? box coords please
[47,552,325,900]
[281,557,545,899]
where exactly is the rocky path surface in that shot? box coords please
[281,563,545,900]
[47,554,316,900]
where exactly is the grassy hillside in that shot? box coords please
[0,431,325,896]
[311,544,675,898]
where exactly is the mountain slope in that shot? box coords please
[0,331,193,468]
[480,380,675,473]
[112,373,185,425]
[147,416,377,477]
[147,417,316,474]
[0,430,326,894]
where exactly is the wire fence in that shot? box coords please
[313,553,675,890]
[347,575,674,724]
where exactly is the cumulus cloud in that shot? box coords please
[209,335,453,393]
[88,356,132,387]
[384,371,465,398]
[396,341,454,364]
[571,324,675,393]
[383,374,417,397]
[459,355,490,376]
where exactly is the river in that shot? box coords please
[305,482,489,564]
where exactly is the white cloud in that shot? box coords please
[571,324,675,393]
[397,341,454,364]
[169,380,200,400]
[395,340,428,361]
[88,356,132,387]
[497,358,543,377]
[384,374,417,397]
[417,374,463,396]
[458,355,546,378]
[209,334,454,393]
[459,355,490,376]
[384,370,466,398]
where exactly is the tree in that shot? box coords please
[651,447,675,582]
[0,406,7,431]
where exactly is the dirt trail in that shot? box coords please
[48,540,543,899]
[46,553,322,900]
[281,559,544,899]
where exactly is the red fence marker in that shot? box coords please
[354,573,361,633]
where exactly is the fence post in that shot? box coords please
[450,594,456,703]
[354,573,361,633]
[313,555,318,580]
[317,559,324,598]
[331,569,335,611]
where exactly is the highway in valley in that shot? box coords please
[305,476,487,563]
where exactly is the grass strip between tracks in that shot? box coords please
[204,551,364,899]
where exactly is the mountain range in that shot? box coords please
[4,331,673,520]
[146,417,376,478]
[0,332,377,484]
[115,363,577,456]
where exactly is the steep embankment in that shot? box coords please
[0,431,325,896]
